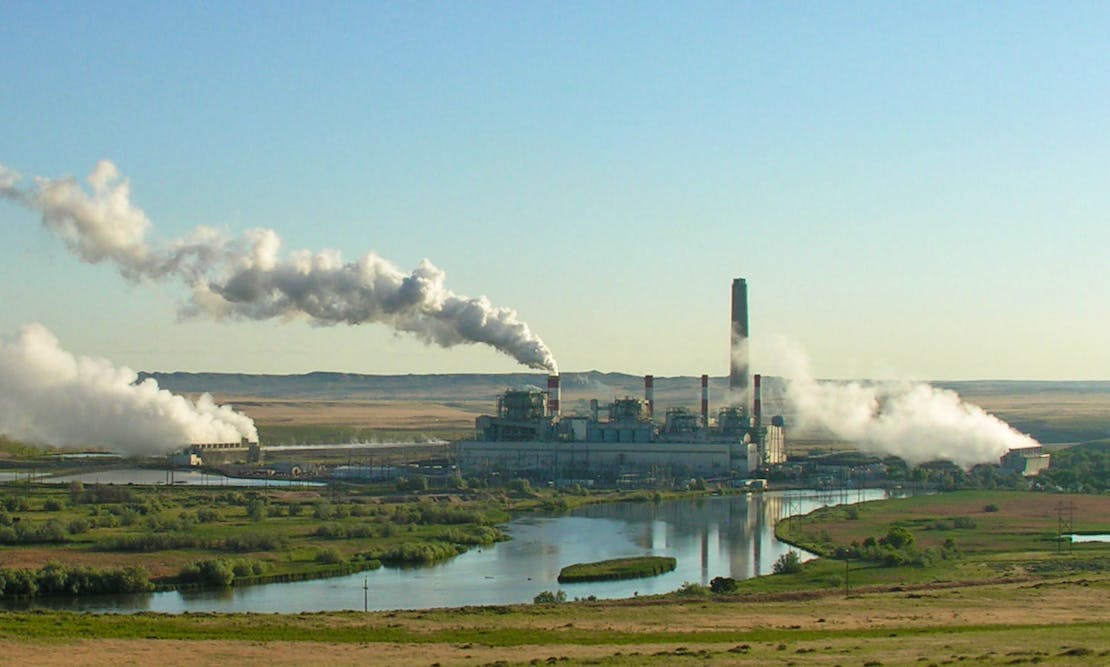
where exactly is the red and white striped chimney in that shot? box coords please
[700,374,709,426]
[546,375,561,417]
[753,373,762,426]
[644,375,654,418]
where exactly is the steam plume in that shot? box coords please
[766,337,1039,468]
[0,160,557,372]
[0,323,257,454]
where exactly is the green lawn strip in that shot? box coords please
[0,611,1103,647]
[558,557,677,583]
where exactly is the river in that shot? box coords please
[2,488,894,613]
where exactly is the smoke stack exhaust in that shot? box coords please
[701,374,709,427]
[729,278,749,396]
[547,375,561,417]
[753,373,762,426]
[644,374,654,418]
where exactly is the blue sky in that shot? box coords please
[2,2,1107,380]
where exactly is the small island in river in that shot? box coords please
[557,556,677,583]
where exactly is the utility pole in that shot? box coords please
[363,577,369,612]
[1056,501,1076,554]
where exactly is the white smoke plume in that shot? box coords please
[0,323,257,454]
[765,337,1039,468]
[0,160,558,372]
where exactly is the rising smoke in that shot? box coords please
[0,323,257,454]
[762,337,1039,468]
[0,160,557,372]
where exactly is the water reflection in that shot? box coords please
[2,488,893,614]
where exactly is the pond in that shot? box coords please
[1,487,894,613]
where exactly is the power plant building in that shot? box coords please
[456,277,786,483]
[456,376,784,481]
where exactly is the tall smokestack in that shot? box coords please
[547,375,561,417]
[644,375,654,419]
[701,374,709,427]
[753,373,762,426]
[729,278,749,397]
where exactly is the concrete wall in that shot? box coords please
[455,440,750,477]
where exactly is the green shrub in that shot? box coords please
[675,581,710,597]
[773,551,803,574]
[533,590,566,604]
[881,526,915,549]
[0,562,152,598]
[373,541,464,566]
[315,547,345,565]
[710,576,739,594]
[953,516,977,529]
[179,559,235,587]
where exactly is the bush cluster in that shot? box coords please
[372,541,465,566]
[0,520,69,545]
[178,558,269,587]
[833,526,959,567]
[533,589,566,604]
[772,551,803,574]
[0,561,152,598]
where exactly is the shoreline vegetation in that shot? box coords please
[558,556,678,583]
[0,473,730,600]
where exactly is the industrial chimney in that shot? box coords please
[644,375,655,419]
[700,374,709,427]
[546,375,561,417]
[729,278,750,397]
[753,373,762,427]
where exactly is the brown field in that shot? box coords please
[0,547,193,579]
[223,398,484,431]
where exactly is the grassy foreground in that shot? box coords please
[1,574,1108,665]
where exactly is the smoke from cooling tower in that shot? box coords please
[0,323,257,454]
[0,160,558,373]
[764,337,1039,468]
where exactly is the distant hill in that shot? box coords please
[137,371,748,404]
[139,372,1110,445]
[140,371,1110,401]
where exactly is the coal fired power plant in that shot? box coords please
[455,278,786,483]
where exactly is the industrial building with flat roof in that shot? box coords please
[456,277,784,484]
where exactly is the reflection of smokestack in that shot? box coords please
[753,373,762,426]
[701,374,709,426]
[729,278,749,396]
[644,375,654,419]
[547,375,561,417]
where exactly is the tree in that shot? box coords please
[773,551,802,575]
[882,526,915,550]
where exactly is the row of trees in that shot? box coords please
[0,562,151,598]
